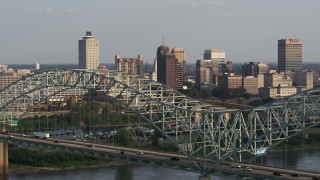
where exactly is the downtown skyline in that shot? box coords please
[0,0,319,64]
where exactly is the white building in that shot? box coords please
[149,57,157,81]
[259,86,297,98]
[35,63,40,70]
[243,76,258,95]
[292,70,314,90]
[264,72,292,87]
[79,31,99,70]
[0,65,7,72]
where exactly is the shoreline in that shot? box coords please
[9,162,125,175]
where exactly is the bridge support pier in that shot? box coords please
[199,175,211,180]
[0,143,8,176]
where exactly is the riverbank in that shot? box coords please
[9,162,125,175]
[8,147,125,175]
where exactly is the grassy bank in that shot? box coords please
[8,146,122,173]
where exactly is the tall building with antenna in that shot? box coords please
[78,31,99,70]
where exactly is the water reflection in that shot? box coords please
[115,165,133,180]
[9,165,234,180]
[8,149,320,180]
[255,149,320,172]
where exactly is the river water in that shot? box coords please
[8,148,320,180]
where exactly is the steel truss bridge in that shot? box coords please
[1,69,320,174]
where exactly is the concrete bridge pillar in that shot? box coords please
[0,143,8,176]
[199,175,211,180]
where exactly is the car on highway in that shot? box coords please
[88,144,95,148]
[54,140,60,143]
[170,157,179,161]
[273,171,282,176]
[243,167,252,172]
[137,151,143,155]
[120,151,125,155]
[291,173,300,177]
[231,163,241,168]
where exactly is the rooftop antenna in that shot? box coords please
[162,35,165,45]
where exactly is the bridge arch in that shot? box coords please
[1,69,320,172]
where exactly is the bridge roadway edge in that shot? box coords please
[0,136,201,174]
[2,136,320,179]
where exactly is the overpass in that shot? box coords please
[1,69,320,177]
[1,134,320,180]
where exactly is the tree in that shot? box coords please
[229,88,246,98]
[201,88,212,99]
[249,99,264,106]
[263,97,276,104]
[212,87,229,99]
[190,87,200,98]
[115,128,134,146]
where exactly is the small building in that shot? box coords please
[218,73,243,90]
[259,86,297,98]
[243,76,258,94]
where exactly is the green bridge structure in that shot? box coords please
[1,69,320,178]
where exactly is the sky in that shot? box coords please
[0,0,320,65]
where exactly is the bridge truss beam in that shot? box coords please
[1,69,320,172]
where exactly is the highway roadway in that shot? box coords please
[2,133,320,179]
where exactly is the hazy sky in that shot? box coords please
[1,1,319,65]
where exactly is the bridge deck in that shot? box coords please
[1,134,320,179]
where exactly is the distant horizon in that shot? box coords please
[4,62,320,66]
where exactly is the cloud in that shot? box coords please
[206,0,224,6]
[159,2,169,8]
[220,10,232,17]
[66,8,76,14]
[189,2,198,8]
[38,7,53,15]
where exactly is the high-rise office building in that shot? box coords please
[203,49,225,61]
[242,61,269,77]
[171,48,187,81]
[156,44,183,90]
[115,55,144,77]
[149,57,158,81]
[195,60,219,90]
[203,49,226,75]
[79,31,99,70]
[222,61,233,74]
[278,38,302,72]
[242,62,256,76]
